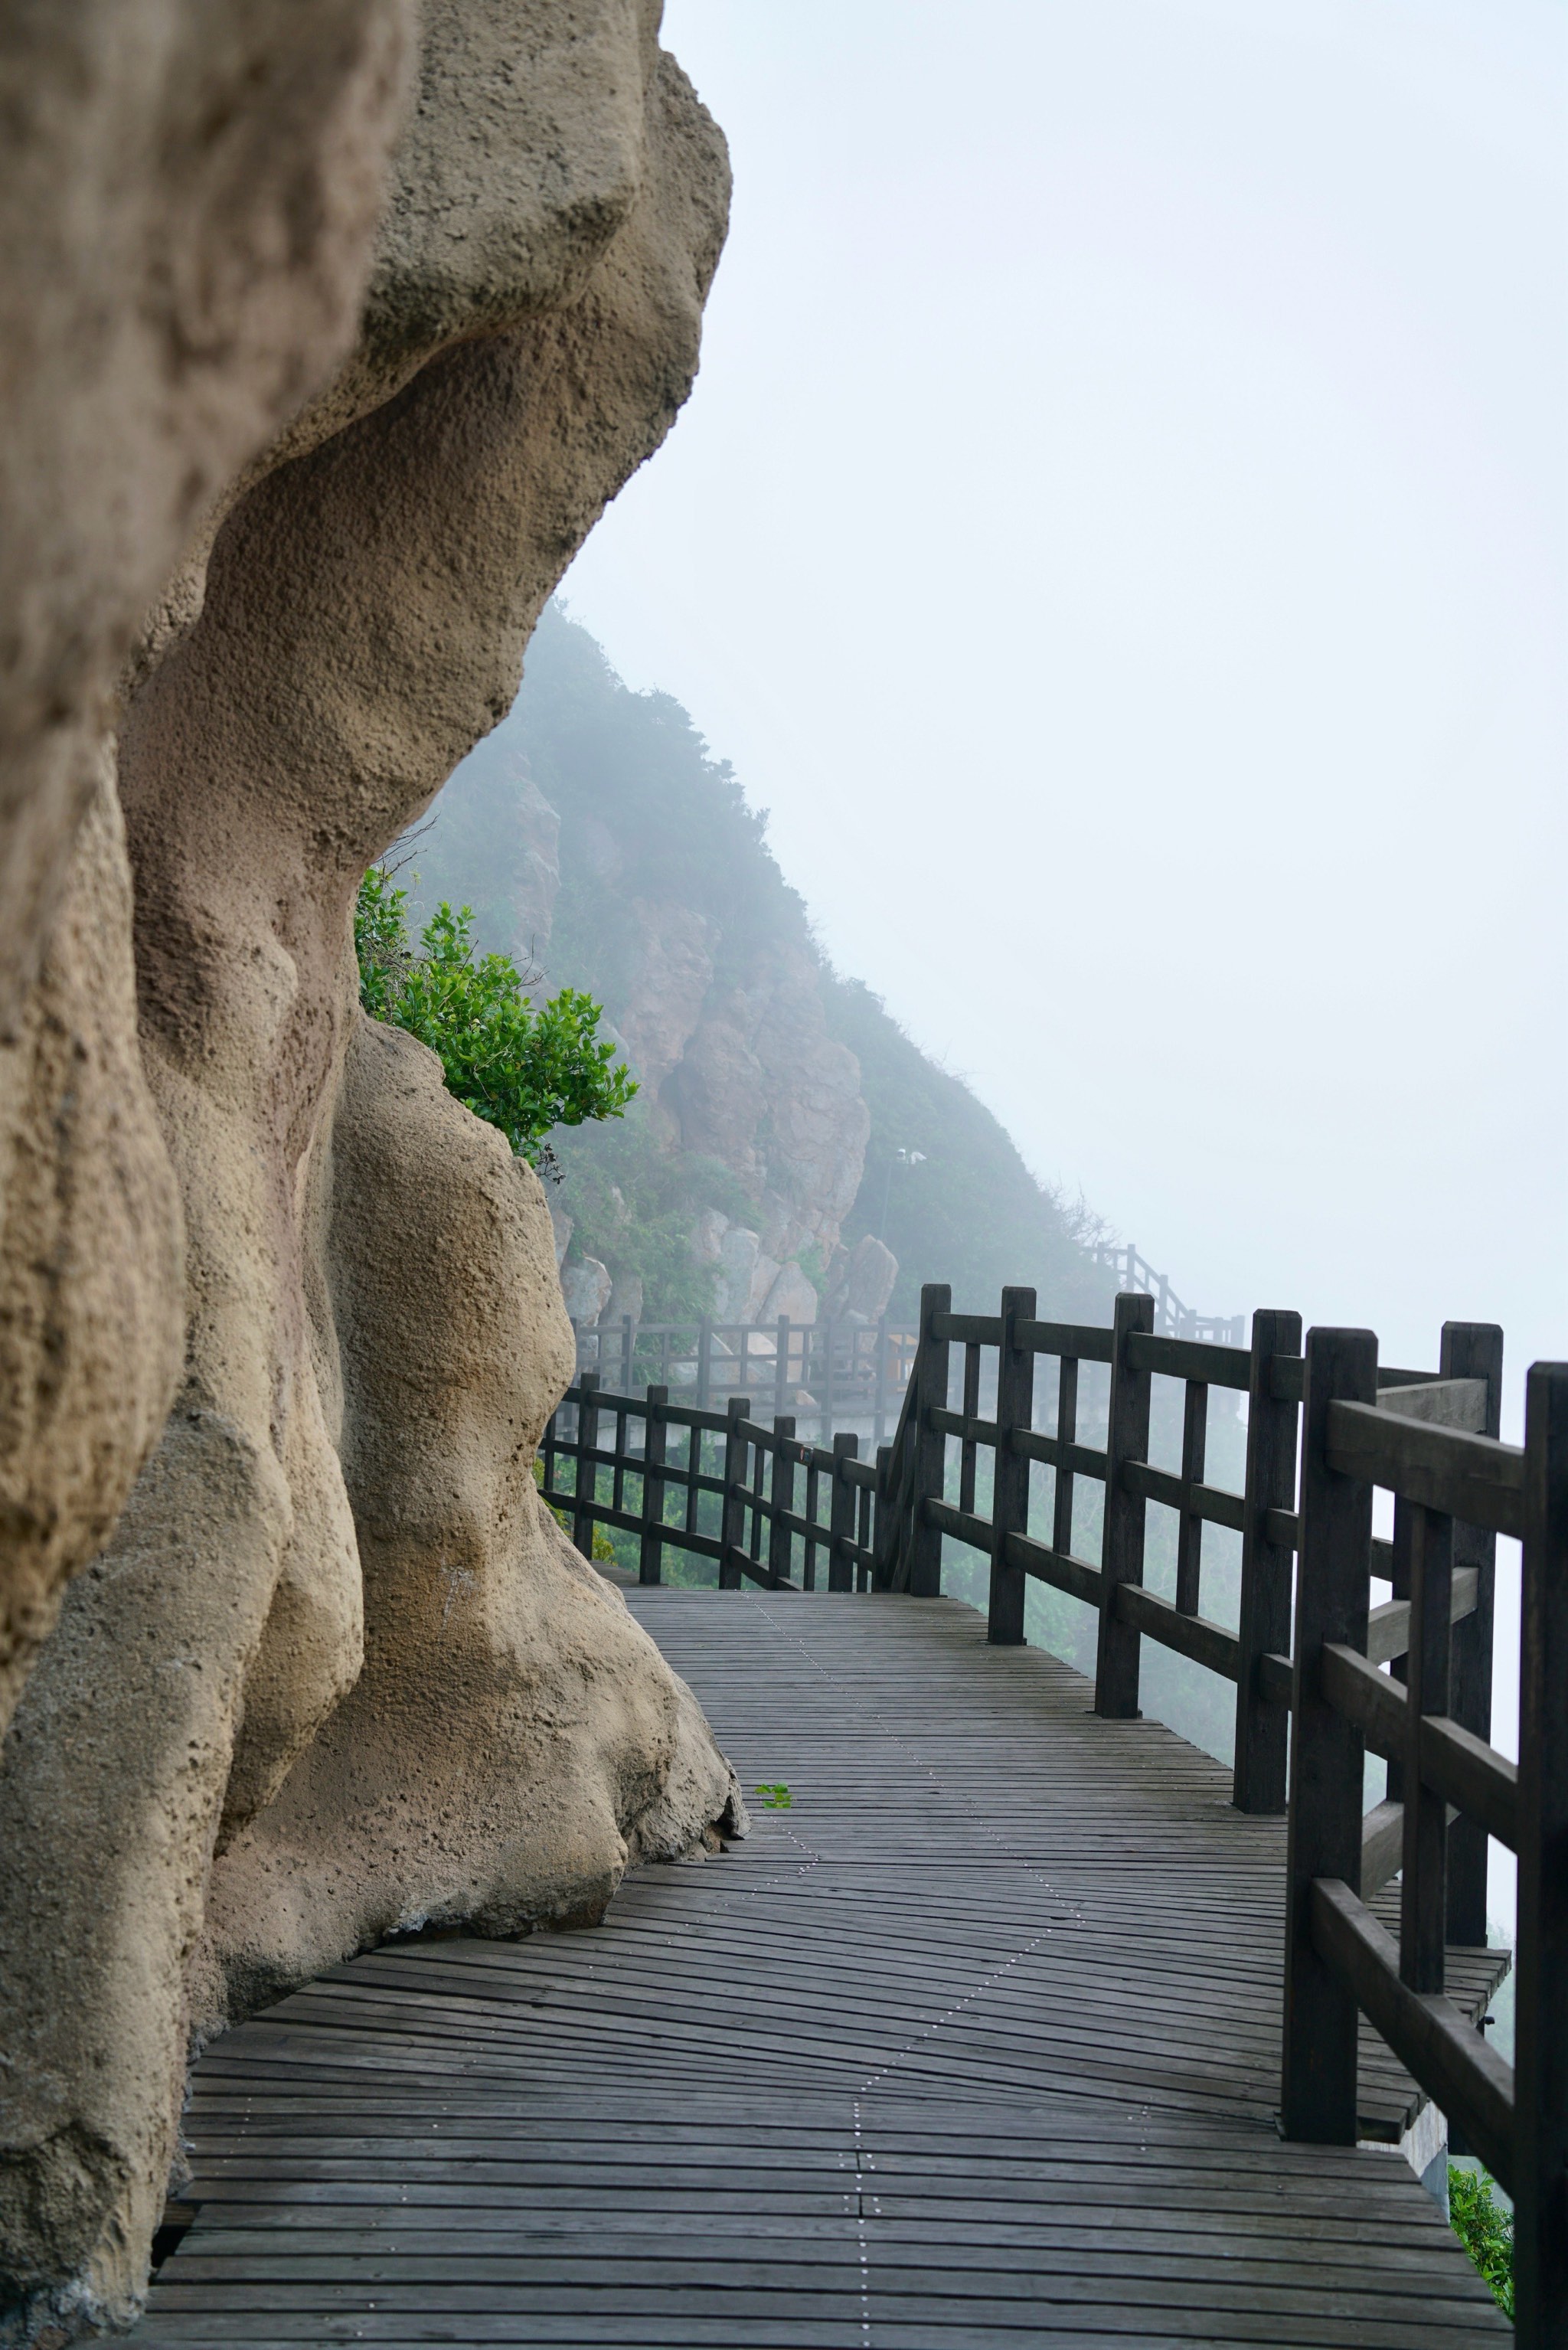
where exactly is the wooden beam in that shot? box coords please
[1514,1360,1568,2345]
[988,1287,1036,1647]
[1281,1325,1377,2146]
[1308,1878,1515,2190]
[1095,1290,1155,1720]
[1325,1400,1527,1540]
[1234,1309,1302,1816]
[1440,1322,1502,1952]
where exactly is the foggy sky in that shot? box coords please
[557,2,1566,1832]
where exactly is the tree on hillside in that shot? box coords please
[354,866,635,1166]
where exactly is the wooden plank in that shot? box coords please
[1325,1401,1527,1540]
[1016,1319,1115,1365]
[1514,1359,1568,2345]
[1120,1461,1245,1537]
[907,1283,952,1597]
[1439,1323,1501,1953]
[638,1387,668,1586]
[1113,1585,1240,1682]
[136,1586,1512,2350]
[1400,1501,1453,1993]
[1364,1567,1478,1669]
[828,1433,858,1595]
[987,1287,1034,1647]
[1372,1378,1490,1432]
[1233,1309,1302,1815]
[1005,1531,1103,1608]
[931,1311,1001,1346]
[1282,1327,1377,2145]
[717,1397,751,1591]
[1125,1333,1251,1391]
[570,1371,600,1559]
[1308,1881,1514,2188]
[1095,1290,1155,1719]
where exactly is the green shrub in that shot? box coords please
[1449,2165,1512,2317]
[355,867,634,1165]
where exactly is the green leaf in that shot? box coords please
[354,871,636,1163]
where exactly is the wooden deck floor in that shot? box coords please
[133,1590,1508,2348]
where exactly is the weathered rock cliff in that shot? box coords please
[0,0,413,1743]
[0,7,743,2341]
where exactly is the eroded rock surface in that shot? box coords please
[198,1014,743,2031]
[0,4,738,2339]
[0,0,413,1035]
[0,0,416,1750]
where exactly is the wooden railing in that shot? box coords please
[541,1376,880,1592]
[1089,1237,1246,1345]
[1283,1332,1564,2340]
[569,1315,918,1445]
[541,1283,1563,2345]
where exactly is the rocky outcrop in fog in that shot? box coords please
[0,6,743,2340]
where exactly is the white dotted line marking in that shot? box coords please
[853,2097,872,2347]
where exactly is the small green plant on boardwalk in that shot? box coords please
[355,866,634,1166]
[1448,2165,1512,2318]
[754,1783,792,1809]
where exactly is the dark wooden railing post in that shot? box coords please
[1095,1289,1155,1716]
[875,1312,890,1446]
[776,1316,790,1420]
[1233,1307,1302,1812]
[697,1315,713,1410]
[1052,1355,1078,1560]
[1514,1361,1568,2343]
[718,1396,753,1590]
[1399,1499,1453,1992]
[829,1433,858,1593]
[769,1417,796,1588]
[639,1386,668,1587]
[906,1283,952,1597]
[1440,1320,1503,1946]
[571,1371,601,1561]
[873,1443,892,1580]
[1174,1378,1207,1615]
[988,1286,1036,1646]
[1280,1325,1377,2143]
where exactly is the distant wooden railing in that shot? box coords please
[541,1376,879,1592]
[543,1283,1563,2345]
[569,1315,917,1446]
[1089,1237,1246,1345]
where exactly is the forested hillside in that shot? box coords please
[403,604,1112,1328]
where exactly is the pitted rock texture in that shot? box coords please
[0,5,737,2340]
[196,1015,745,2031]
[0,0,415,1749]
[0,0,413,1037]
[0,757,184,1731]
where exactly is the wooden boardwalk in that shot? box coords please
[133,1591,1508,2348]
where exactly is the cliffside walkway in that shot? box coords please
[132,1590,1507,2348]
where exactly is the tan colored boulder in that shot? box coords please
[198,1014,744,2029]
[0,5,736,2339]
